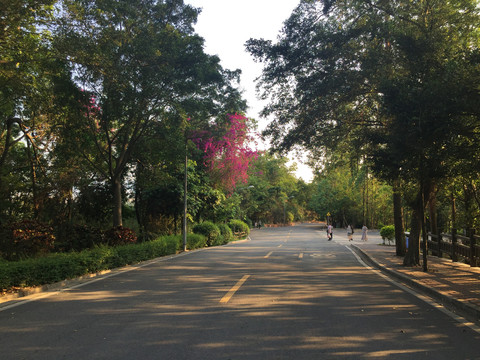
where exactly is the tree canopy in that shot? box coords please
[247,0,480,265]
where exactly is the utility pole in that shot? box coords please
[183,151,187,252]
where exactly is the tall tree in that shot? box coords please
[0,0,56,222]
[247,0,480,266]
[56,0,245,227]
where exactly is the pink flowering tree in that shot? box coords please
[192,114,259,194]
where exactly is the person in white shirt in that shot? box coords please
[347,224,353,241]
[361,225,368,241]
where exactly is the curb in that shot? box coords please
[1,239,247,307]
[350,244,480,324]
[0,249,201,307]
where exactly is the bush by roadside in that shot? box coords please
[218,224,233,244]
[55,223,104,252]
[0,233,205,292]
[228,220,250,239]
[380,225,395,244]
[0,219,250,293]
[0,220,55,261]
[192,221,221,246]
[1,221,140,260]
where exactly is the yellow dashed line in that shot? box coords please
[220,275,250,304]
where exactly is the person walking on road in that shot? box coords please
[347,224,354,241]
[327,224,333,241]
[361,225,368,241]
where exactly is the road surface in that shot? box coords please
[1,223,479,359]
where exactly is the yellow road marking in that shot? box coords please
[278,244,283,248]
[264,251,273,258]
[220,275,250,304]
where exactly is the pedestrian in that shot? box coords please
[347,224,354,241]
[361,224,368,241]
[327,224,333,241]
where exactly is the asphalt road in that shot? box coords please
[1,223,479,359]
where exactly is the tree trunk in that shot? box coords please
[428,186,438,235]
[393,180,406,256]
[67,188,73,224]
[404,180,433,267]
[135,184,144,235]
[26,138,40,219]
[112,177,123,227]
[463,183,475,232]
[404,189,423,267]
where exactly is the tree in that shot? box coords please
[191,113,258,194]
[248,0,480,267]
[232,153,310,225]
[56,0,245,227]
[0,0,56,222]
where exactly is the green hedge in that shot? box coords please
[228,220,250,239]
[0,234,205,291]
[184,233,207,249]
[218,224,233,244]
[192,221,221,246]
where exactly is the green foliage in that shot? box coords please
[192,221,221,246]
[0,235,180,291]
[184,233,207,250]
[76,182,113,226]
[103,227,138,247]
[55,224,103,252]
[228,220,250,239]
[0,220,55,261]
[233,153,317,225]
[310,162,393,228]
[247,0,480,264]
[380,225,395,242]
[217,224,233,243]
[54,0,247,228]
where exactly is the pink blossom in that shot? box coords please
[191,114,259,194]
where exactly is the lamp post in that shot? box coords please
[183,149,187,252]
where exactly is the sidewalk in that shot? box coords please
[335,230,480,324]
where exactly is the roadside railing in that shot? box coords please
[427,231,480,267]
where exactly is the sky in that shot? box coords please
[184,0,314,182]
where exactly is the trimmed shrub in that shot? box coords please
[380,225,395,244]
[104,226,137,246]
[218,224,233,244]
[0,220,55,260]
[187,233,207,249]
[0,231,218,292]
[0,235,182,291]
[174,233,207,250]
[228,220,250,239]
[192,222,221,246]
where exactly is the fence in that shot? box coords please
[427,231,480,267]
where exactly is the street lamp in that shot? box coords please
[183,148,187,252]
